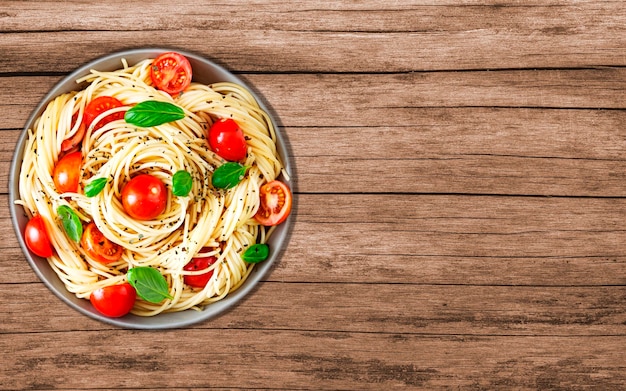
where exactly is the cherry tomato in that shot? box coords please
[254,180,292,226]
[53,151,82,193]
[61,113,86,152]
[121,174,168,220]
[90,283,136,318]
[80,222,123,264]
[83,96,124,130]
[150,52,192,95]
[24,215,54,257]
[208,118,247,161]
[183,255,217,288]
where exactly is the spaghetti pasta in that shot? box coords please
[16,54,287,316]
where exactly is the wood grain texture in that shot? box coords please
[1,0,626,389]
[3,194,626,285]
[2,70,624,129]
[2,71,624,196]
[2,329,625,390]
[0,1,624,73]
[2,281,626,336]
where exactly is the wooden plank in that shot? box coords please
[3,112,626,196]
[2,281,626,336]
[4,194,626,285]
[5,130,626,197]
[1,329,624,390]
[1,70,623,129]
[2,0,623,33]
[2,70,623,128]
[1,71,624,197]
[255,71,626,123]
[0,1,624,72]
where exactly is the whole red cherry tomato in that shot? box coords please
[90,283,136,317]
[52,151,82,193]
[121,174,168,220]
[208,118,247,161]
[24,215,54,257]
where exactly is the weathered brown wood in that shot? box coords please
[2,282,626,336]
[2,71,625,196]
[2,1,626,389]
[0,1,624,73]
[4,194,626,285]
[1,0,623,33]
[1,329,624,390]
[1,71,623,129]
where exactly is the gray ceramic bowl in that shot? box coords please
[9,48,292,329]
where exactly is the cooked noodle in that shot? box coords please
[16,58,283,316]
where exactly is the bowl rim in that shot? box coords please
[9,48,292,329]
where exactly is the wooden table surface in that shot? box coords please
[2,1,626,389]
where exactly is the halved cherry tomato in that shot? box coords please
[254,180,292,226]
[24,215,54,257]
[183,254,217,288]
[208,118,247,161]
[61,113,86,152]
[90,282,136,317]
[53,151,82,193]
[83,96,124,131]
[121,174,168,220]
[150,52,192,95]
[80,222,123,264]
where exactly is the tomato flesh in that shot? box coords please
[90,283,136,317]
[61,113,86,152]
[121,174,168,220]
[254,180,292,226]
[208,118,247,161]
[84,96,124,130]
[183,254,217,288]
[53,151,82,193]
[24,215,54,257]
[150,52,192,95]
[80,222,123,264]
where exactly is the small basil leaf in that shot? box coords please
[242,243,269,263]
[57,205,82,242]
[124,100,185,127]
[172,170,193,197]
[127,266,173,303]
[212,162,248,189]
[84,177,107,197]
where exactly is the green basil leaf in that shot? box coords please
[172,170,193,197]
[84,177,107,197]
[57,205,82,242]
[124,100,185,127]
[127,266,173,303]
[212,162,248,189]
[242,243,269,263]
